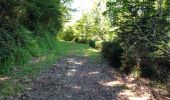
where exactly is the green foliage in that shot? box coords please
[0,0,71,74]
[74,36,88,44]
[89,40,103,50]
[132,67,141,78]
[14,47,32,65]
[105,0,170,83]
[60,26,75,41]
[64,0,112,45]
[89,40,96,48]
[95,41,103,50]
[101,41,124,68]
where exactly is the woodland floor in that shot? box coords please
[1,41,170,100]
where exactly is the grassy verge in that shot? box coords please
[57,40,102,61]
[0,40,100,96]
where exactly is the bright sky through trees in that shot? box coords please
[70,0,94,23]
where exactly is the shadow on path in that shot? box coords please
[16,56,154,100]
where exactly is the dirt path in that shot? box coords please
[10,56,168,100]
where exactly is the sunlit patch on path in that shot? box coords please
[0,76,9,81]
[15,56,159,100]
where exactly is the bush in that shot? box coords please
[101,41,124,68]
[89,40,103,50]
[95,41,102,50]
[155,54,170,83]
[75,38,88,44]
[141,67,155,79]
[89,40,96,48]
[60,27,75,41]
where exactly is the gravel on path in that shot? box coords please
[8,56,165,100]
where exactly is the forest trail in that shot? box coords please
[9,56,164,100]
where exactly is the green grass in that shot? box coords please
[0,40,100,96]
[56,40,101,61]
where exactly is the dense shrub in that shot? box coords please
[101,41,124,68]
[89,40,103,50]
[105,0,170,85]
[0,26,58,74]
[0,0,69,74]
[95,41,103,50]
[14,47,32,65]
[89,40,96,48]
[75,38,88,44]
[155,52,170,83]
[60,27,75,41]
[141,67,156,79]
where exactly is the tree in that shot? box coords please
[73,0,111,42]
[105,0,170,80]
